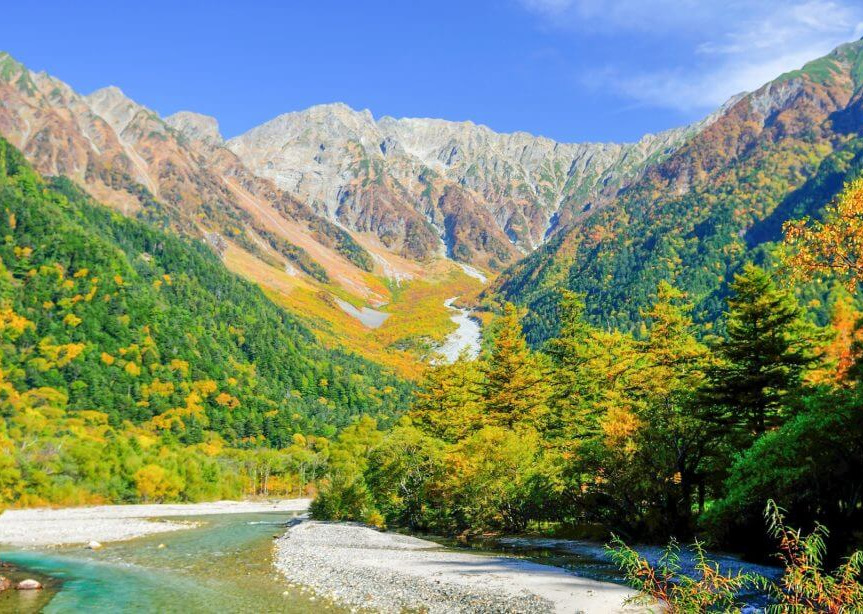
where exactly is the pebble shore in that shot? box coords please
[274,521,641,613]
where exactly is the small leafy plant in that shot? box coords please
[608,501,863,613]
[761,500,863,613]
[608,537,756,613]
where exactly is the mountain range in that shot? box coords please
[2,39,863,359]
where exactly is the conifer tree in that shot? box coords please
[545,291,639,442]
[704,264,816,436]
[481,303,550,430]
[635,282,714,534]
[409,356,483,442]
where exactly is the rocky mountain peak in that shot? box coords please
[227,101,714,263]
[85,86,153,136]
[165,111,224,146]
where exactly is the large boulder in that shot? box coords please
[0,576,11,591]
[16,579,42,590]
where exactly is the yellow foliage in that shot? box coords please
[38,338,85,367]
[214,392,240,409]
[100,352,115,365]
[124,362,141,377]
[133,464,184,502]
[784,177,863,289]
[192,380,218,397]
[143,379,174,398]
[13,245,32,259]
[78,410,109,425]
[169,359,189,376]
[63,313,82,327]
[0,307,34,339]
[601,406,641,450]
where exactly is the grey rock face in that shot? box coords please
[227,103,716,260]
[165,111,224,146]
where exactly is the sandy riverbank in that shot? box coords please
[0,499,310,547]
[275,521,645,614]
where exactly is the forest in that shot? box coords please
[0,138,411,506]
[312,178,863,570]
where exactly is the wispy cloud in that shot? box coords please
[518,0,863,111]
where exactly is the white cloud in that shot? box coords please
[518,0,863,110]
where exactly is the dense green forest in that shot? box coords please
[0,138,410,506]
[312,180,863,567]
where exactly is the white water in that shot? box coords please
[436,297,482,363]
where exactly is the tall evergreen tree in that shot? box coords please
[704,264,816,436]
[634,282,715,535]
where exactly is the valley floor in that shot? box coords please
[275,521,645,614]
[0,499,312,547]
[0,502,647,613]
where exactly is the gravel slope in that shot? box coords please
[275,521,644,613]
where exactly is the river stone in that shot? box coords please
[87,540,103,550]
[16,579,42,590]
[0,576,11,591]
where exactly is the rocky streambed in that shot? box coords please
[274,521,641,613]
[437,297,482,363]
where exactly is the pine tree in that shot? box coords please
[704,264,816,436]
[481,303,550,430]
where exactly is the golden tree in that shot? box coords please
[784,177,863,288]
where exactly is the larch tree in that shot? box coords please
[481,303,550,431]
[409,357,484,442]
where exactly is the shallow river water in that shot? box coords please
[0,512,340,613]
[1,512,779,612]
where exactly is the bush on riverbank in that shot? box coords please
[609,501,863,613]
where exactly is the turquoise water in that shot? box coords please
[0,512,341,613]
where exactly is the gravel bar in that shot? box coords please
[275,521,643,613]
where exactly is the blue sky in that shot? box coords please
[5,1,863,142]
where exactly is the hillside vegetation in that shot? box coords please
[494,40,863,344]
[0,139,411,506]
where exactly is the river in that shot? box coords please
[437,297,482,362]
[0,511,336,613]
[0,512,779,612]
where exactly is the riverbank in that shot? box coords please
[275,521,644,613]
[0,499,311,547]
